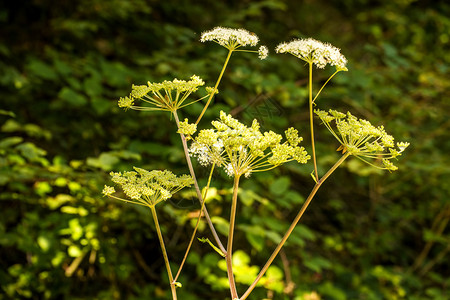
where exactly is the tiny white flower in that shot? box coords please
[258,45,269,60]
[212,139,224,152]
[225,163,234,177]
[189,144,212,166]
[397,142,410,152]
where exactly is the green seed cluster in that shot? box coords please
[315,109,409,171]
[190,111,310,178]
[177,118,197,136]
[118,75,214,112]
[103,167,194,207]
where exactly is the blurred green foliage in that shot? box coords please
[1,0,449,299]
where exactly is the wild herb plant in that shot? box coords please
[103,27,409,300]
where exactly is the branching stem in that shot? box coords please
[173,111,226,254]
[240,153,350,300]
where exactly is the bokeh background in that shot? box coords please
[1,0,449,299]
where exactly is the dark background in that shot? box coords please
[0,0,449,299]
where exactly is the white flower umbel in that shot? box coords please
[276,38,347,70]
[196,27,268,124]
[201,26,259,50]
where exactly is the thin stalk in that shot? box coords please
[312,70,340,104]
[226,175,241,300]
[173,111,227,254]
[150,205,177,300]
[309,62,319,182]
[173,163,216,283]
[419,243,450,276]
[241,153,350,300]
[195,49,233,125]
[411,204,450,272]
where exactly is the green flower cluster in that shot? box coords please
[315,109,409,171]
[118,75,214,112]
[189,111,310,178]
[103,167,194,207]
[177,118,197,136]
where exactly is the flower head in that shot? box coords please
[118,75,214,112]
[201,27,259,50]
[190,111,310,178]
[177,118,197,136]
[102,185,115,196]
[276,38,347,70]
[315,109,409,172]
[105,168,194,207]
[118,96,134,109]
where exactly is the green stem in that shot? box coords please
[173,111,227,254]
[150,205,177,300]
[240,153,350,300]
[173,163,216,283]
[226,175,241,300]
[309,62,319,182]
[195,49,233,125]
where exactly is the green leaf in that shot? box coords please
[27,59,58,80]
[239,224,265,251]
[86,152,120,171]
[58,87,88,106]
[68,245,82,257]
[83,76,103,97]
[37,236,51,252]
[1,119,21,132]
[53,59,72,76]
[0,137,23,148]
[0,109,15,117]
[15,142,47,160]
[303,255,332,273]
[197,237,225,257]
[91,97,111,115]
[269,176,290,195]
[210,216,229,236]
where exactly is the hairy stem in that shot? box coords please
[196,49,233,125]
[173,163,216,283]
[309,62,319,182]
[241,153,350,300]
[226,175,241,300]
[150,205,177,300]
[173,111,226,254]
